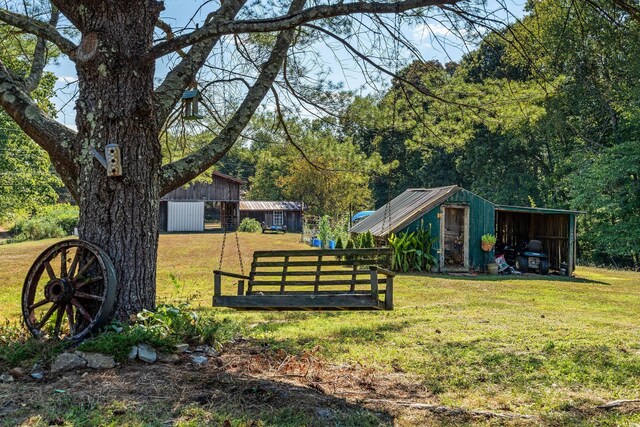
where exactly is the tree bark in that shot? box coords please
[74,2,162,319]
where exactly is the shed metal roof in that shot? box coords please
[349,186,461,237]
[240,201,303,211]
[496,205,583,215]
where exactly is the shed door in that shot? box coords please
[440,205,469,271]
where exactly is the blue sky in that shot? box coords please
[47,0,527,128]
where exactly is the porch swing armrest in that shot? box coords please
[213,270,251,280]
[369,266,396,277]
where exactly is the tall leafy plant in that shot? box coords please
[388,222,438,272]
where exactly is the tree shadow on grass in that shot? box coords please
[401,272,610,286]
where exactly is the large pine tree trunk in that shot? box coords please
[74,3,162,319]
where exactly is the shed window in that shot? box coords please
[273,211,284,226]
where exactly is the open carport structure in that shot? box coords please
[350,186,580,274]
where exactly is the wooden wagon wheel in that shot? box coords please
[22,240,117,341]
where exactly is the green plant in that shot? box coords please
[363,231,375,248]
[335,236,344,249]
[9,203,78,242]
[78,304,240,362]
[481,234,497,245]
[238,218,262,233]
[0,321,66,369]
[388,222,438,272]
[317,215,332,247]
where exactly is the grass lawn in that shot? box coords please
[1,233,639,425]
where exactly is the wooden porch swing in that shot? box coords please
[213,248,394,311]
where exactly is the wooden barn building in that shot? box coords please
[159,171,245,232]
[350,186,580,275]
[240,201,304,232]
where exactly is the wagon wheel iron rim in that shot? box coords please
[22,240,117,342]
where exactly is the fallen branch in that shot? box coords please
[597,399,640,410]
[363,399,538,420]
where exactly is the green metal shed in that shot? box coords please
[349,186,579,274]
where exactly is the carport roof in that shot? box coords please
[496,205,583,215]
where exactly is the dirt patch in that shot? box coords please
[0,340,541,425]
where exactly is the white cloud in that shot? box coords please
[412,23,464,42]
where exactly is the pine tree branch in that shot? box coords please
[148,0,460,59]
[153,0,248,129]
[610,0,640,22]
[25,7,61,92]
[159,0,307,195]
[0,7,77,57]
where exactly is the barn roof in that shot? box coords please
[349,186,461,237]
[240,201,303,211]
[213,171,246,185]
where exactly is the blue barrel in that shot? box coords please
[328,240,336,249]
[311,238,321,247]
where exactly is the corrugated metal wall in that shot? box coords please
[167,202,205,232]
[402,189,495,271]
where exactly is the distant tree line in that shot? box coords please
[2,0,637,267]
[216,0,639,267]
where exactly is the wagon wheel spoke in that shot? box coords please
[23,240,116,341]
[69,248,82,279]
[75,276,102,289]
[71,298,93,322]
[29,298,50,311]
[35,303,58,329]
[75,292,105,302]
[60,248,68,278]
[66,304,76,336]
[53,305,65,338]
[75,255,97,279]
[44,261,56,280]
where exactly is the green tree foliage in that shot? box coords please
[341,0,640,265]
[571,140,640,267]
[0,25,61,222]
[247,117,387,217]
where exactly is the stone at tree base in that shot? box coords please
[8,367,26,379]
[158,353,180,364]
[30,364,45,380]
[51,353,87,373]
[83,353,117,369]
[175,344,189,353]
[0,373,14,383]
[137,344,157,363]
[202,346,220,357]
[191,355,208,365]
[128,346,139,360]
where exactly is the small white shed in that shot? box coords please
[167,201,204,232]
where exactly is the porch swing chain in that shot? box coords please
[382,16,400,240]
[217,187,245,276]
[235,223,245,276]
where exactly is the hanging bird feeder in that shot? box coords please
[182,89,204,120]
